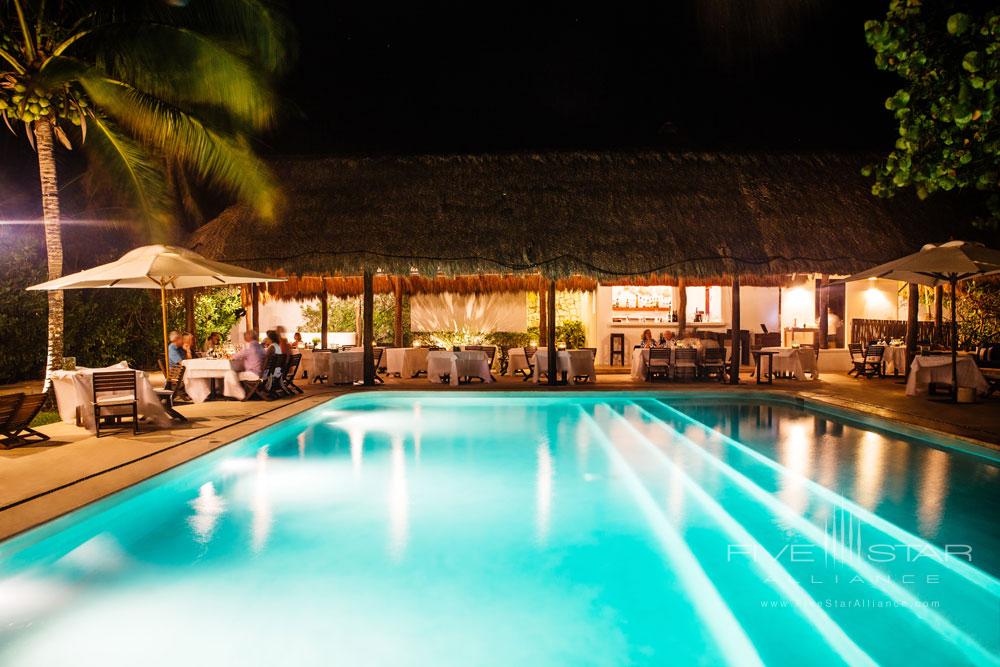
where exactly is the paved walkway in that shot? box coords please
[1,369,997,542]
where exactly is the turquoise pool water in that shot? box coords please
[1,393,998,666]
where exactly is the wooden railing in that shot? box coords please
[850,319,951,347]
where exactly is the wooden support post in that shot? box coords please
[934,284,944,344]
[949,276,958,400]
[729,275,741,384]
[905,282,919,375]
[538,284,548,345]
[251,283,260,333]
[184,289,196,340]
[363,270,375,386]
[320,290,329,349]
[677,276,687,337]
[547,279,557,386]
[817,274,829,349]
[393,277,404,348]
[777,286,783,338]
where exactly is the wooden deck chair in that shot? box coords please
[0,393,48,449]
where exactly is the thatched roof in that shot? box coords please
[189,151,966,298]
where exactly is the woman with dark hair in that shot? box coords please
[264,330,281,356]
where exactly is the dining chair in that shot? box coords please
[521,346,537,381]
[647,348,671,382]
[92,370,139,437]
[154,364,188,421]
[674,348,699,381]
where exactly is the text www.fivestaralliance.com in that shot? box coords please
[759,598,941,609]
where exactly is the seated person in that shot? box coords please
[659,330,675,346]
[264,330,282,356]
[167,330,190,367]
[292,332,305,349]
[203,332,223,355]
[640,329,657,349]
[231,330,266,378]
[275,325,293,355]
[181,332,199,359]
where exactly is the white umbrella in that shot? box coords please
[28,245,285,370]
[845,241,1000,399]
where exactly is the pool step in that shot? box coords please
[582,405,875,667]
[623,399,999,666]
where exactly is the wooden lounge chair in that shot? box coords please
[92,370,139,437]
[647,348,671,382]
[154,364,188,422]
[0,393,51,449]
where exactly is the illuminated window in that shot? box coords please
[686,286,721,322]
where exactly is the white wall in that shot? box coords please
[740,286,780,335]
[845,278,901,343]
[410,292,527,332]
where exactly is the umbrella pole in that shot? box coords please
[161,282,170,374]
[950,275,958,401]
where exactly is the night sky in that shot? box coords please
[273,1,897,154]
[0,1,901,220]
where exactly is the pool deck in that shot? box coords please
[1,369,997,542]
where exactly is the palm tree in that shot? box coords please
[0,0,290,391]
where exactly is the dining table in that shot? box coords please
[882,345,908,376]
[181,358,246,402]
[630,341,705,381]
[384,347,430,378]
[311,350,366,384]
[758,346,819,380]
[50,361,173,433]
[533,348,596,384]
[426,350,493,386]
[905,356,988,397]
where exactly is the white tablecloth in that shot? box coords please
[385,347,429,377]
[312,350,366,384]
[508,348,532,374]
[300,349,317,377]
[533,349,595,384]
[760,347,818,380]
[426,351,493,386]
[883,346,907,375]
[181,358,246,402]
[51,362,172,433]
[905,356,988,396]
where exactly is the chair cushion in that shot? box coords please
[95,394,136,405]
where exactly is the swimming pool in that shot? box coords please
[1,393,998,666]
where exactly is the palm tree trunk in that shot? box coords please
[35,121,64,393]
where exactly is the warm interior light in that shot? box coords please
[530,339,538,347]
